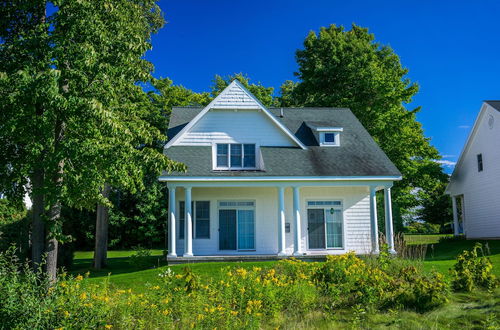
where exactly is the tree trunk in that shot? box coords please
[94,183,111,270]
[31,167,45,270]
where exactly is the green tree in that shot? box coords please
[280,24,447,218]
[0,1,182,280]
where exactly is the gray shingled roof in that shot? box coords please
[486,101,500,112]
[164,107,401,178]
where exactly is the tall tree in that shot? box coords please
[280,24,446,217]
[0,1,182,280]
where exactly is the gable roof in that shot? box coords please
[165,80,306,149]
[447,101,499,192]
[164,107,401,178]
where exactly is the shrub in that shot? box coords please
[128,245,153,269]
[451,243,498,292]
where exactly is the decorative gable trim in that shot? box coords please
[165,80,306,149]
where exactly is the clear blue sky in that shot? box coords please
[147,0,500,172]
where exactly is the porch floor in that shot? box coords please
[166,254,328,264]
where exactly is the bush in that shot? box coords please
[0,200,29,259]
[0,248,453,329]
[128,245,153,269]
[451,243,498,292]
[403,221,440,234]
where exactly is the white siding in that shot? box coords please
[173,186,372,256]
[448,104,500,238]
[210,83,261,109]
[174,109,295,147]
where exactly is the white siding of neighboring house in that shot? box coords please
[173,186,372,256]
[448,103,500,238]
[172,109,295,147]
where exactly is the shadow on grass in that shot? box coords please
[69,256,168,279]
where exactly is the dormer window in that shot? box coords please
[215,143,256,169]
[318,128,342,147]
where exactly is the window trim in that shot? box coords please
[212,143,258,170]
[178,200,211,240]
[319,131,340,147]
[477,153,483,172]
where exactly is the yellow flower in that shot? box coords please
[230,310,238,316]
[63,310,70,318]
[150,304,157,309]
[162,298,170,304]
[197,314,205,320]
[79,292,87,300]
[162,309,171,316]
[60,282,67,288]
[151,285,160,290]
[75,275,83,281]
[105,325,112,329]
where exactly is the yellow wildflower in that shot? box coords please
[151,285,160,290]
[60,282,67,288]
[230,310,238,316]
[79,292,87,300]
[105,325,113,329]
[162,309,170,316]
[63,310,70,318]
[75,275,83,281]
[197,314,205,320]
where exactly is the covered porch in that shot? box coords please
[163,178,396,262]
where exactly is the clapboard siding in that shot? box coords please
[174,186,372,256]
[448,103,500,238]
[174,109,295,146]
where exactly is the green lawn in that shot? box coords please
[404,233,453,245]
[71,237,500,289]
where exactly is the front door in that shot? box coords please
[307,209,325,249]
[219,209,237,250]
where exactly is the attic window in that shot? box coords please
[319,130,341,147]
[215,143,256,170]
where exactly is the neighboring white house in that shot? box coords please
[446,101,500,239]
[159,80,401,260]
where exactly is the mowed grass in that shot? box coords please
[404,234,453,245]
[70,237,500,289]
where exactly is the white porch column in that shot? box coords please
[369,186,380,254]
[277,186,287,256]
[167,186,177,257]
[292,186,303,256]
[183,186,193,257]
[384,187,396,254]
[452,196,459,236]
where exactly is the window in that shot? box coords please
[195,201,210,238]
[179,201,210,239]
[215,144,256,169]
[319,131,340,146]
[307,200,343,249]
[324,133,335,143]
[477,154,483,172]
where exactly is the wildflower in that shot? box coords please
[75,275,83,281]
[79,292,87,300]
[230,310,238,316]
[64,310,70,318]
[197,314,205,320]
[162,309,170,316]
[105,325,112,329]
[151,285,160,290]
[60,282,67,288]
[162,298,170,304]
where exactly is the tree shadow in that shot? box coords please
[69,255,168,278]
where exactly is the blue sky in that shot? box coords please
[147,0,500,173]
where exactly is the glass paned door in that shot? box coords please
[219,209,237,250]
[326,209,343,248]
[237,210,255,250]
[307,209,326,249]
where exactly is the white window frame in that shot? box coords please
[305,199,345,250]
[212,143,258,170]
[217,200,256,251]
[319,131,341,147]
[178,200,211,240]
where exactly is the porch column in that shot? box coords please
[369,186,380,254]
[277,186,287,256]
[452,196,459,236]
[384,187,396,254]
[183,186,193,257]
[167,186,177,257]
[292,186,303,256]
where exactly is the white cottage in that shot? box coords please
[159,80,401,261]
[446,101,500,238]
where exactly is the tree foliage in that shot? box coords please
[0,1,182,277]
[280,24,448,217]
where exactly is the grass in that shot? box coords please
[404,233,453,245]
[69,237,500,327]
